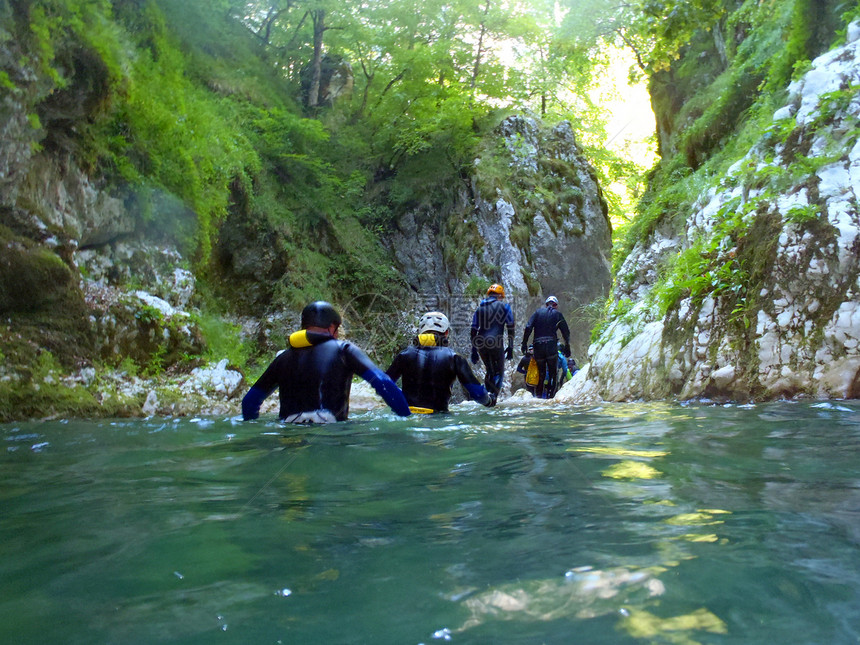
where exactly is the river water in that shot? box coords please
[2,400,859,644]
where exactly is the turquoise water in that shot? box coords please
[2,401,860,644]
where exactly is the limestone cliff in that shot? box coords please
[388,115,612,368]
[560,23,860,403]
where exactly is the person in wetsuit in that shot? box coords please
[470,284,515,397]
[521,296,571,399]
[515,344,541,397]
[242,301,410,423]
[555,342,574,390]
[386,312,496,413]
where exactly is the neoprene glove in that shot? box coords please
[520,343,528,355]
[470,347,479,364]
[563,343,571,358]
[505,346,513,360]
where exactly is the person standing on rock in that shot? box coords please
[470,284,515,397]
[241,301,411,422]
[386,311,496,413]
[521,296,571,399]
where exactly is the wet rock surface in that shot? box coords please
[560,23,860,404]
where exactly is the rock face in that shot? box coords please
[559,23,860,403]
[0,6,208,378]
[388,115,613,364]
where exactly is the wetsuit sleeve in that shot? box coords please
[241,358,280,420]
[344,344,411,416]
[558,315,571,344]
[558,315,572,356]
[385,353,404,383]
[454,354,493,406]
[516,356,529,374]
[505,303,515,348]
[521,312,536,353]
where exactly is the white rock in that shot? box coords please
[711,364,736,389]
[183,359,244,397]
[772,105,794,121]
[776,189,808,215]
[848,21,860,44]
[816,357,860,397]
[776,308,795,328]
[142,390,158,416]
[135,290,177,317]
[817,162,849,199]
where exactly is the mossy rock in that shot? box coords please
[0,228,95,369]
[0,379,103,423]
[93,295,205,368]
[0,227,78,314]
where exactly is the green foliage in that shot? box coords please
[590,296,635,344]
[521,269,542,297]
[24,0,127,116]
[509,223,532,251]
[678,63,765,169]
[118,356,140,378]
[613,154,697,273]
[809,85,860,130]
[134,304,163,326]
[103,42,258,260]
[144,343,167,378]
[440,214,481,276]
[0,70,16,91]
[466,276,492,296]
[841,2,860,27]
[784,204,821,225]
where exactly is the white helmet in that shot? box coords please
[418,311,450,334]
[545,295,559,306]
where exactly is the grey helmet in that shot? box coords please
[418,311,450,335]
[545,295,559,306]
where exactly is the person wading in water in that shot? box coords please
[470,284,515,397]
[521,296,571,399]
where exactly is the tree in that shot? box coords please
[308,8,326,107]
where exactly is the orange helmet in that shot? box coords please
[487,283,505,297]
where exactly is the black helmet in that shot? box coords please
[301,301,342,329]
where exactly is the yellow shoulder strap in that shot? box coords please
[288,330,313,348]
[417,333,437,347]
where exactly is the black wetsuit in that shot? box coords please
[386,342,494,412]
[242,330,409,421]
[521,306,571,399]
[470,297,515,395]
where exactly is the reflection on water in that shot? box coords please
[2,401,860,644]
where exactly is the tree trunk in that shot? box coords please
[713,22,728,70]
[309,9,325,108]
[470,0,491,91]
